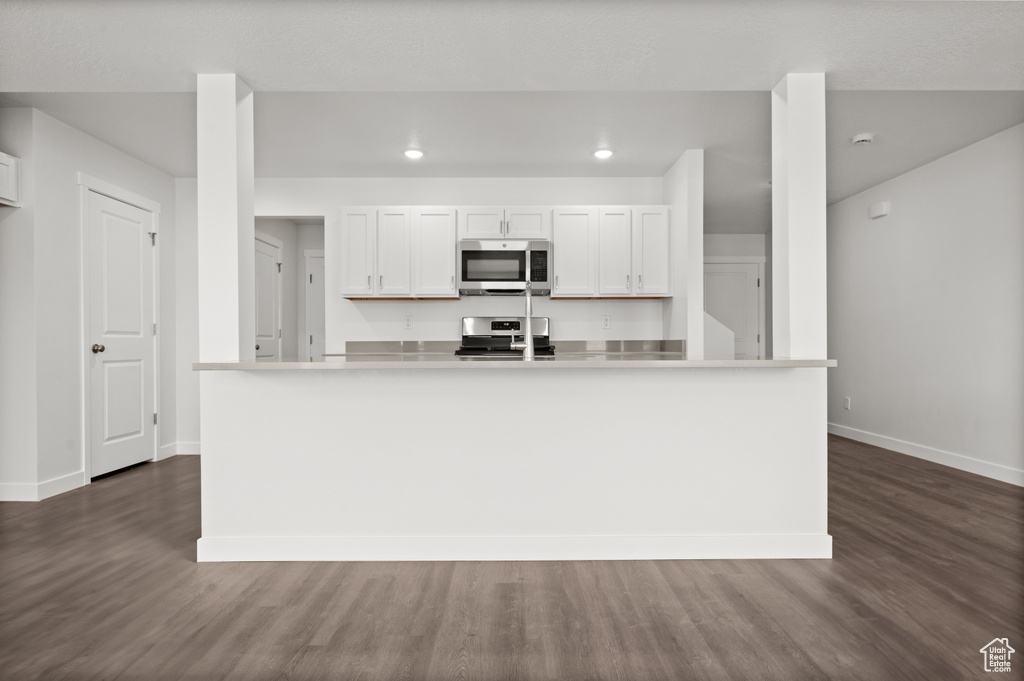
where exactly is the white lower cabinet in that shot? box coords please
[552,206,598,297]
[413,207,458,297]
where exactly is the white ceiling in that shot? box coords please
[1,1,1023,234]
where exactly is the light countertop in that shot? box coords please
[195,352,836,371]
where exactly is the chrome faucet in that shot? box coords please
[509,280,535,361]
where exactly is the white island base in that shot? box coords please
[196,364,832,562]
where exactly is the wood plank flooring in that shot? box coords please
[1,435,1021,680]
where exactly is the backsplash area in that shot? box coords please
[327,297,670,353]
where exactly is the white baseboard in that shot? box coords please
[0,482,40,502]
[1,470,87,501]
[38,470,88,500]
[828,423,1024,487]
[176,442,201,455]
[156,443,178,461]
[197,534,833,562]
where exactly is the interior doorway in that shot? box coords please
[255,231,283,360]
[84,184,158,478]
[704,259,766,359]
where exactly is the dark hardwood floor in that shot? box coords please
[1,435,1021,680]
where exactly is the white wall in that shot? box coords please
[705,234,765,257]
[0,108,179,499]
[254,218,300,358]
[827,122,1024,485]
[174,179,200,454]
[0,108,39,492]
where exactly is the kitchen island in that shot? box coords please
[195,348,834,562]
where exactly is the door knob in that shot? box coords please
[255,344,260,350]
[91,344,105,353]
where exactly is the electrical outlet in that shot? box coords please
[844,396,851,411]
[602,316,611,329]
[403,315,413,331]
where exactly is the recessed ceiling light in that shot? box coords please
[404,149,424,159]
[851,133,874,145]
[594,149,614,160]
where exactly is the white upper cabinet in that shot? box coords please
[552,207,598,297]
[413,207,458,297]
[596,206,671,298]
[458,206,551,240]
[632,206,671,296]
[336,207,412,298]
[458,206,504,239]
[338,207,375,297]
[376,207,411,296]
[0,151,21,207]
[504,206,551,239]
[598,207,633,296]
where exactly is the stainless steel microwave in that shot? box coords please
[457,240,551,295]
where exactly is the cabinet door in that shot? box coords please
[377,207,411,296]
[413,207,458,297]
[338,207,375,297]
[458,206,504,239]
[552,207,598,297]
[0,151,20,206]
[633,207,670,296]
[598,207,633,296]
[505,206,551,240]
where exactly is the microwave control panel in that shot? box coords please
[491,320,521,332]
[530,251,548,283]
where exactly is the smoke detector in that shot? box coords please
[851,133,874,145]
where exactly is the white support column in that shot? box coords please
[662,149,704,357]
[197,74,255,362]
[771,73,827,359]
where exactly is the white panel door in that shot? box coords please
[255,233,282,359]
[306,256,326,360]
[377,207,411,296]
[338,207,374,297]
[633,207,670,296]
[458,206,504,239]
[413,207,457,297]
[552,206,598,297]
[704,263,762,358]
[88,191,155,477]
[505,206,551,239]
[598,207,633,296]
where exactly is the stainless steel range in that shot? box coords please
[455,317,554,357]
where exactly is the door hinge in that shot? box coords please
[278,329,282,338]
[310,335,313,345]
[757,278,760,287]
[757,333,760,342]
[310,274,313,284]
[152,322,157,336]
[148,232,157,246]
[153,413,158,425]
[277,263,282,273]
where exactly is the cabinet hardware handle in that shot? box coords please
[555,275,559,289]
[639,274,643,290]
[626,274,630,289]
[379,275,383,289]
[367,275,371,289]
[450,275,454,289]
